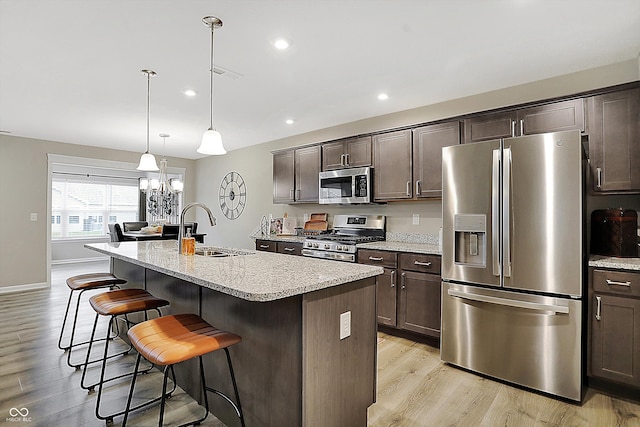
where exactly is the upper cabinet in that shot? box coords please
[373,121,461,201]
[587,87,640,194]
[273,145,321,204]
[373,130,413,200]
[412,121,461,198]
[322,136,372,171]
[463,98,585,144]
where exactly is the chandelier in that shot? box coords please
[139,134,183,223]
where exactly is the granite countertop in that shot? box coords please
[85,241,382,302]
[588,255,640,271]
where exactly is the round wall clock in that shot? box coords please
[218,171,246,220]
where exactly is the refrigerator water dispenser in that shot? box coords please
[454,214,486,267]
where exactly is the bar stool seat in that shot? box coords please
[122,314,245,427]
[58,273,127,354]
[82,288,170,423]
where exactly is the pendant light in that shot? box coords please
[137,69,160,171]
[197,16,227,155]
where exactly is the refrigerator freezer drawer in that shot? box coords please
[441,282,583,401]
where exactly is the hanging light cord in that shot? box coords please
[146,71,151,152]
[208,23,215,130]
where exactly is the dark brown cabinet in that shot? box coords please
[587,87,640,193]
[359,249,441,338]
[277,241,302,256]
[412,121,461,198]
[398,254,442,338]
[322,136,372,171]
[589,268,640,388]
[373,130,413,200]
[358,249,398,326]
[255,239,276,252]
[464,98,585,144]
[273,145,321,203]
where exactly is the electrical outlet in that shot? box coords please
[412,213,419,225]
[30,213,38,222]
[340,311,351,340]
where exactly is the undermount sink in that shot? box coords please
[194,246,254,257]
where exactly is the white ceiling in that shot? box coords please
[1,1,639,160]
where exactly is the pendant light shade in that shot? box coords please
[137,152,159,171]
[198,128,226,155]
[137,69,159,171]
[197,16,227,156]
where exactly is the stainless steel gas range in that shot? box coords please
[302,214,385,262]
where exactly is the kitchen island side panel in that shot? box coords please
[200,287,304,427]
[302,277,377,427]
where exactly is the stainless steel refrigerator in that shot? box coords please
[440,129,585,402]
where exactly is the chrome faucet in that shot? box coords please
[178,202,216,253]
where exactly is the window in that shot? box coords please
[51,177,139,239]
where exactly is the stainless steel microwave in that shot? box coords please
[319,167,372,204]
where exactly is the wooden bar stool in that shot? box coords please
[58,273,127,359]
[122,314,245,427]
[80,288,170,423]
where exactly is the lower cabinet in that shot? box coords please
[255,239,276,252]
[398,253,442,338]
[359,249,441,338]
[255,239,302,256]
[589,268,640,389]
[276,241,302,256]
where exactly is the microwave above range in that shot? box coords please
[319,167,372,204]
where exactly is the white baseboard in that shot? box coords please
[51,257,109,265]
[0,282,48,294]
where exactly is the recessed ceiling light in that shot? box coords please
[273,38,291,50]
[285,119,295,125]
[183,89,197,97]
[378,93,389,101]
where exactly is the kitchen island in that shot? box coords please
[85,240,383,427]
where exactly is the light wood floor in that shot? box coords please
[1,261,639,427]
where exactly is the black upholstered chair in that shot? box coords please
[122,221,148,232]
[161,224,180,240]
[108,223,125,242]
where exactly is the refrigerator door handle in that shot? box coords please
[492,149,501,277]
[502,147,512,278]
[447,288,570,314]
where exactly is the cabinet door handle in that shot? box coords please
[290,189,295,199]
[284,247,295,252]
[259,244,270,249]
[606,279,631,287]
[414,260,432,267]
[415,180,421,196]
[344,153,350,166]
[519,119,524,135]
[595,295,602,321]
[340,154,345,166]
[401,272,406,289]
[406,181,411,197]
[511,121,516,137]
[596,167,602,189]
[368,256,384,262]
[390,270,395,288]
[295,189,301,200]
